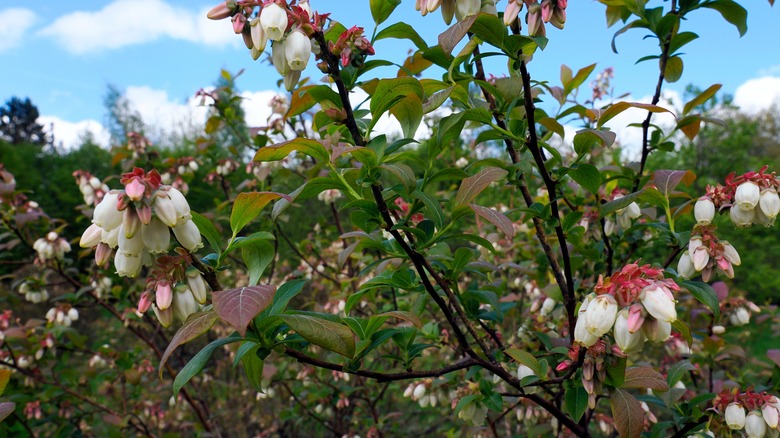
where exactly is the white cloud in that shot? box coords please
[0,8,36,52]
[733,76,780,114]
[240,91,279,127]
[38,0,237,54]
[124,86,210,134]
[39,116,111,149]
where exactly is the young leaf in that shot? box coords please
[0,402,15,423]
[610,388,645,438]
[253,138,329,163]
[230,192,289,236]
[281,314,356,358]
[158,311,219,377]
[653,170,695,198]
[622,366,670,391]
[213,285,277,336]
[455,167,508,206]
[469,204,515,239]
[368,78,424,139]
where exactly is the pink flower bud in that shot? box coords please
[136,204,152,225]
[156,281,173,311]
[207,2,232,20]
[540,0,553,22]
[614,308,645,354]
[627,304,645,334]
[694,197,715,225]
[138,291,152,313]
[640,286,677,323]
[95,242,112,267]
[231,13,246,34]
[80,223,103,248]
[691,246,709,272]
[260,2,288,41]
[504,0,522,26]
[125,178,145,201]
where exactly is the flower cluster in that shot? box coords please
[79,168,202,278]
[713,389,780,437]
[45,305,79,327]
[505,0,567,34]
[18,282,49,304]
[695,167,780,228]
[604,190,642,236]
[403,380,443,408]
[73,170,109,206]
[32,231,71,263]
[138,256,208,327]
[677,226,741,281]
[574,262,679,354]
[722,296,761,327]
[557,341,625,409]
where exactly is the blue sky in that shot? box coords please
[1,0,778,148]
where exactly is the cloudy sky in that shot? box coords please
[1,1,779,149]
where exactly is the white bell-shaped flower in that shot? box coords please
[677,251,696,279]
[285,29,311,71]
[640,286,677,323]
[735,181,760,211]
[260,2,288,41]
[694,197,716,225]
[614,308,646,354]
[760,188,780,219]
[730,205,755,227]
[585,294,618,337]
[641,318,671,342]
[745,410,767,437]
[725,403,747,430]
[93,192,122,230]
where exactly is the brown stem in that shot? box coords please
[275,223,341,284]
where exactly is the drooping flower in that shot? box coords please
[694,196,716,225]
[640,286,677,323]
[260,2,289,41]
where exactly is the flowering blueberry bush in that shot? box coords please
[2,0,780,436]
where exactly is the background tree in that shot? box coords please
[0,97,47,146]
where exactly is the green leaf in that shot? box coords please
[412,190,445,229]
[610,388,645,438]
[664,55,684,83]
[681,281,720,319]
[454,167,508,206]
[242,345,264,392]
[230,192,289,236]
[213,285,276,336]
[369,0,402,25]
[229,231,275,253]
[272,184,306,222]
[504,348,542,378]
[565,385,588,422]
[605,356,627,388]
[264,280,306,317]
[683,84,721,116]
[241,240,275,286]
[672,319,693,348]
[375,22,427,51]
[666,360,695,387]
[368,78,424,139]
[568,163,602,194]
[702,0,747,36]
[573,129,616,155]
[253,138,329,162]
[600,191,643,216]
[281,314,356,358]
[380,163,417,194]
[158,311,219,377]
[173,337,239,395]
[598,101,673,128]
[191,211,222,255]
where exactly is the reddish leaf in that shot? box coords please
[469,204,515,239]
[0,402,14,423]
[768,349,780,368]
[455,167,508,206]
[158,311,219,377]
[438,13,478,55]
[0,369,10,397]
[653,170,696,198]
[610,388,645,438]
[213,286,276,336]
[622,367,670,391]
